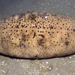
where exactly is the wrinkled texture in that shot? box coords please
[0,12,75,58]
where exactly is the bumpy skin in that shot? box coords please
[0,12,75,58]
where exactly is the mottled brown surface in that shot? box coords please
[0,12,75,58]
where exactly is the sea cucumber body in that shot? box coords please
[0,12,75,58]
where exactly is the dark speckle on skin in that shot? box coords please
[38,34,45,38]
[50,26,53,30]
[38,39,44,46]
[73,29,75,32]
[15,25,19,28]
[22,34,26,42]
[33,32,36,38]
[28,14,37,20]
[51,14,57,16]
[19,43,26,48]
[65,41,69,46]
